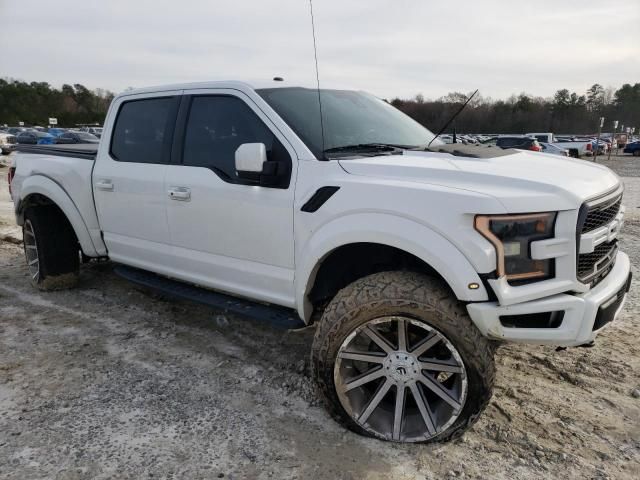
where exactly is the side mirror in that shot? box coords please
[235,142,287,187]
[235,143,267,178]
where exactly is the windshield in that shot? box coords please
[256,87,439,159]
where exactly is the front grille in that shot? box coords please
[577,240,618,285]
[581,195,621,233]
[7,136,17,144]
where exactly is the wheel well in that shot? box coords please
[19,193,55,214]
[20,194,79,245]
[307,243,450,318]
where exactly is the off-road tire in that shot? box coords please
[23,206,79,290]
[311,271,495,443]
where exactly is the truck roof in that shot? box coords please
[116,80,296,99]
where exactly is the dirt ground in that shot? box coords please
[0,154,638,480]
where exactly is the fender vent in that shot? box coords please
[301,186,340,213]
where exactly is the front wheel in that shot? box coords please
[312,271,495,443]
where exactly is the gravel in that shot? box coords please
[0,153,639,479]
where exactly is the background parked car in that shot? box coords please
[623,141,640,156]
[0,132,17,154]
[80,126,103,138]
[6,127,26,135]
[15,131,55,145]
[614,133,629,148]
[496,135,541,151]
[527,132,591,157]
[540,142,569,157]
[47,127,67,137]
[54,131,100,144]
[575,137,606,155]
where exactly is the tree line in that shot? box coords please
[391,83,640,135]
[1,78,639,135]
[0,78,114,126]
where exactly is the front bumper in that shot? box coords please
[467,251,631,346]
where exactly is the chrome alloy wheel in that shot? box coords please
[23,219,40,282]
[334,317,468,442]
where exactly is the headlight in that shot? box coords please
[474,212,557,283]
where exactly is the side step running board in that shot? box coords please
[113,265,305,330]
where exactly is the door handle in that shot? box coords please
[168,187,191,201]
[95,179,114,191]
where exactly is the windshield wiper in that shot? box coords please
[323,143,414,154]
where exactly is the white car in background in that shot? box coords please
[540,142,569,157]
[0,132,17,155]
[527,132,593,158]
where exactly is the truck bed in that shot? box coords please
[15,144,98,160]
[11,144,104,256]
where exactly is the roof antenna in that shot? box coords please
[428,89,478,148]
[309,0,326,160]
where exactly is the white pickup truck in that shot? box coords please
[527,132,593,158]
[8,81,631,444]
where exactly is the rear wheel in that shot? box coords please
[634,150,640,157]
[312,271,495,443]
[23,206,79,290]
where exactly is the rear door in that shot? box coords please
[163,90,297,307]
[93,91,181,272]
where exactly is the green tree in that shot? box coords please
[586,83,605,111]
[0,78,114,126]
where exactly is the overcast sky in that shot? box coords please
[1,0,638,100]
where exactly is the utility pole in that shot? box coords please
[607,120,618,162]
[625,127,631,150]
[594,117,604,163]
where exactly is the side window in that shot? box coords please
[182,95,291,185]
[110,97,176,164]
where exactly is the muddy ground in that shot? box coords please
[0,154,638,480]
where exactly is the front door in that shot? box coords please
[164,90,297,307]
[93,92,180,273]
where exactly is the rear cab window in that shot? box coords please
[110,96,179,164]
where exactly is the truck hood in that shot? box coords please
[338,150,621,212]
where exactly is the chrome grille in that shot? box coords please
[581,194,621,233]
[577,240,618,285]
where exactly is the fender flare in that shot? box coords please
[17,175,101,257]
[295,212,488,322]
